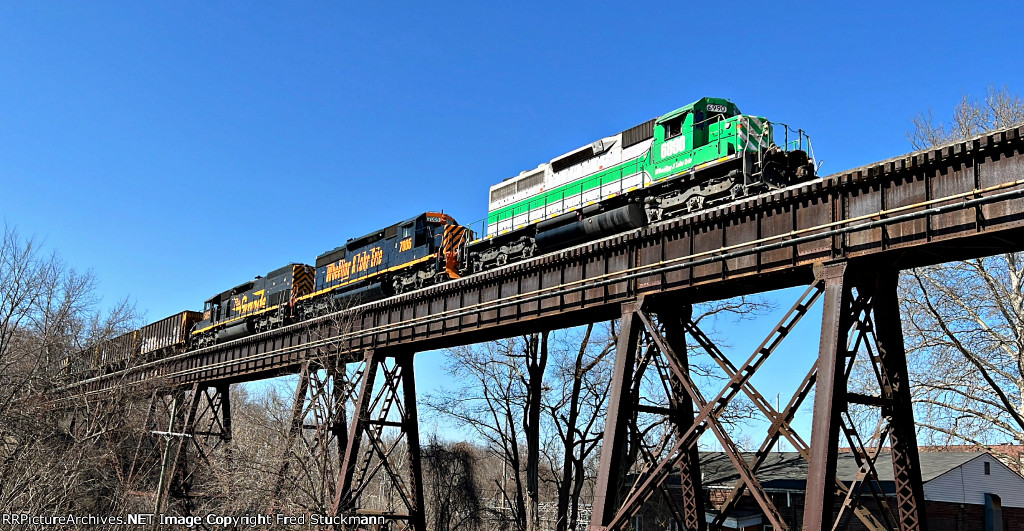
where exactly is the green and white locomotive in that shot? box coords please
[466,96,816,271]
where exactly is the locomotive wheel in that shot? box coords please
[762,145,789,187]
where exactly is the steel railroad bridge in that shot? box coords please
[62,125,1024,530]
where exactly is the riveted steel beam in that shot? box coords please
[590,302,642,530]
[333,349,425,529]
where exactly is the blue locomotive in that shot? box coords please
[191,263,314,348]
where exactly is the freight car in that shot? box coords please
[465,96,815,271]
[66,310,201,375]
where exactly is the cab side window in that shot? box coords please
[665,116,684,139]
[208,301,222,321]
[398,223,415,252]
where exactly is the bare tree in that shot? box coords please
[0,224,141,521]
[902,258,1024,445]
[425,335,538,530]
[908,84,1024,149]
[427,295,770,531]
[543,323,612,531]
[902,86,1024,451]
[523,332,548,531]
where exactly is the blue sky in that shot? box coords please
[2,3,1022,442]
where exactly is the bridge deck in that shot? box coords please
[63,125,1024,396]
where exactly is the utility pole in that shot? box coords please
[152,398,193,530]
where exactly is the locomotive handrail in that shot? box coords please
[775,121,816,161]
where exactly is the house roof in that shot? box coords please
[698,451,987,492]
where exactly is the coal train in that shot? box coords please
[67,97,816,374]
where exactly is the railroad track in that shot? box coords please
[59,124,1024,398]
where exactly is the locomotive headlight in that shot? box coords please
[725,122,732,130]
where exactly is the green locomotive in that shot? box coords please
[466,97,816,270]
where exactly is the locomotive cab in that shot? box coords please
[198,288,232,329]
[646,97,816,213]
[652,97,741,166]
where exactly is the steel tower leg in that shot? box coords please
[804,263,852,530]
[271,359,351,509]
[336,350,379,515]
[591,292,812,531]
[871,271,929,531]
[590,302,642,531]
[216,383,232,447]
[397,353,427,531]
[590,300,718,531]
[803,264,928,531]
[656,303,706,531]
[165,384,201,506]
[334,349,425,529]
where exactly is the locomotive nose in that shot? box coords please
[786,149,816,183]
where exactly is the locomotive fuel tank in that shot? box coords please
[217,321,254,343]
[535,203,647,250]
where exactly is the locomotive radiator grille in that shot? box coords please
[442,224,469,278]
[292,264,315,299]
